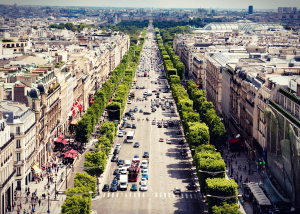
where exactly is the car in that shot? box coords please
[143,112,151,115]
[120,168,127,174]
[118,160,124,166]
[113,169,120,175]
[115,173,121,180]
[132,124,137,129]
[127,124,131,128]
[162,105,166,110]
[116,144,121,150]
[173,188,181,195]
[152,108,156,112]
[152,90,157,92]
[159,138,164,142]
[118,165,123,171]
[131,184,138,191]
[152,120,156,125]
[142,173,148,180]
[127,100,132,104]
[158,123,162,128]
[140,178,147,185]
[176,130,182,135]
[113,148,120,155]
[112,179,118,185]
[110,184,118,192]
[139,109,143,113]
[140,184,148,191]
[163,123,168,128]
[142,86,145,89]
[156,95,159,98]
[129,109,133,112]
[131,116,135,120]
[187,182,197,190]
[143,152,149,158]
[134,142,140,148]
[111,155,118,162]
[166,139,171,144]
[118,131,124,137]
[133,108,138,112]
[155,82,157,84]
[142,168,148,174]
[136,86,139,89]
[179,140,185,145]
[102,184,109,192]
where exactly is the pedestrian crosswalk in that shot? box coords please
[102,192,199,200]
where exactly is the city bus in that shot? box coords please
[126,131,135,143]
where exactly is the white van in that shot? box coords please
[124,160,131,170]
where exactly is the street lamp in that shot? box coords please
[206,194,242,201]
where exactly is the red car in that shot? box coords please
[159,138,164,142]
[152,90,157,92]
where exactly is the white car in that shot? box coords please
[118,165,123,170]
[127,100,132,104]
[141,160,148,168]
[166,139,171,144]
[116,144,121,149]
[140,184,148,191]
[118,132,124,137]
[140,178,147,185]
[142,168,148,174]
[120,168,127,174]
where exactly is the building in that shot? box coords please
[248,5,253,15]
[0,101,36,191]
[0,112,15,214]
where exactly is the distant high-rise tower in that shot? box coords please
[278,7,283,13]
[293,7,297,13]
[248,5,253,14]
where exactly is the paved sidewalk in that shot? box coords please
[222,141,265,214]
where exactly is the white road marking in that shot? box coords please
[189,194,192,199]
[107,193,110,197]
[168,193,170,198]
[143,193,145,197]
[164,193,166,198]
[160,193,162,197]
[103,193,106,198]
[112,193,114,197]
[116,193,118,197]
[134,193,136,197]
[155,192,157,197]
[138,193,140,197]
[129,193,131,197]
[125,193,127,197]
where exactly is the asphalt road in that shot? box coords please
[92,25,201,214]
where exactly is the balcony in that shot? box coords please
[25,122,36,135]
[246,98,254,108]
[25,149,36,161]
[39,114,45,122]
[0,169,16,188]
[0,135,14,151]
[14,160,24,165]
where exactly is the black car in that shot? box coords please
[162,105,166,110]
[176,130,182,135]
[158,123,162,128]
[187,182,197,190]
[143,112,151,115]
[163,123,168,128]
[110,184,118,192]
[132,124,137,129]
[181,149,187,156]
[152,108,156,112]
[118,160,124,166]
[113,148,120,155]
[134,142,140,148]
[127,124,131,128]
[111,155,118,162]
[156,95,159,98]
[102,184,109,192]
[113,169,120,175]
[115,173,121,180]
[143,152,149,158]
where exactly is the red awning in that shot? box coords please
[59,134,64,138]
[64,153,74,159]
[109,99,113,104]
[62,139,68,145]
[196,84,200,87]
[229,138,241,144]
[55,138,62,143]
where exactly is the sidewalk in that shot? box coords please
[222,142,264,214]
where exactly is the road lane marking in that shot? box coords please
[138,193,140,197]
[160,193,162,197]
[155,192,157,197]
[121,193,123,197]
[112,193,114,197]
[164,193,166,198]
[107,193,110,197]
[116,193,118,197]
[125,193,127,197]
[129,193,131,197]
[103,193,106,198]
[168,193,170,198]
[143,193,145,197]
[189,194,192,199]
[134,193,136,197]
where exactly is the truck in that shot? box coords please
[119,174,128,190]
[128,161,140,182]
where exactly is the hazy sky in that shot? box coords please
[3,0,300,9]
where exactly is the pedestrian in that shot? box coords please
[44,186,46,191]
[38,199,41,207]
[23,209,26,214]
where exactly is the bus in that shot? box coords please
[126,131,135,143]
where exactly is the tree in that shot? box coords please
[212,202,242,214]
[84,151,107,177]
[74,172,97,196]
[61,193,91,214]
[187,122,210,147]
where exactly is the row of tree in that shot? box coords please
[49,23,97,31]
[61,172,97,214]
[75,28,147,145]
[156,29,240,214]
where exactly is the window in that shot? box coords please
[32,101,35,111]
[17,153,21,162]
[16,140,21,148]
[17,167,21,175]
[16,126,20,134]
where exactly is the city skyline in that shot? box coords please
[2,0,300,9]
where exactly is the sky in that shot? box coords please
[3,0,300,9]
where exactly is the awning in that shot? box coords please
[59,134,63,138]
[70,120,77,125]
[64,149,78,159]
[246,182,272,206]
[64,153,75,159]
[62,139,68,145]
[32,163,42,174]
[55,138,62,143]
[229,138,241,144]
